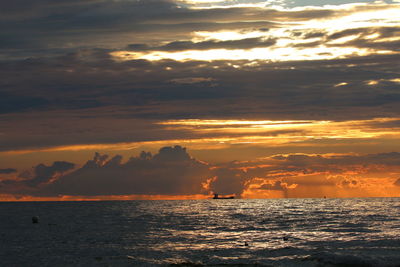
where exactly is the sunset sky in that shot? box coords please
[1,0,400,200]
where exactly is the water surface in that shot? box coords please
[1,198,399,266]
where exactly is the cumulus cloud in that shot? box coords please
[0,0,399,200]
[0,161,75,195]
[41,146,211,196]
[23,161,76,187]
[217,152,400,197]
[258,180,293,191]
[257,180,297,197]
[209,166,246,196]
[0,168,17,174]
[1,148,400,198]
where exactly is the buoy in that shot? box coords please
[32,216,39,224]
[283,236,289,241]
[244,242,249,246]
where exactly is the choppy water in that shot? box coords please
[1,198,400,266]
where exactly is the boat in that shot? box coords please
[212,193,235,199]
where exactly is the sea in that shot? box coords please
[0,198,399,266]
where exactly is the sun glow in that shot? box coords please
[111,46,379,62]
[193,30,266,42]
[111,2,400,63]
[159,118,400,140]
[3,118,400,155]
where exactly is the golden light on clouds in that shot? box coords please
[2,0,400,201]
[4,118,399,156]
[192,30,266,42]
[159,119,316,126]
[110,2,400,63]
[177,0,267,8]
[159,118,400,139]
[111,46,380,62]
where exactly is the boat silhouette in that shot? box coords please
[212,193,234,199]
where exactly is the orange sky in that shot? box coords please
[1,0,400,200]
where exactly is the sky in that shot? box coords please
[1,0,400,200]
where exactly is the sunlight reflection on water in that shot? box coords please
[0,198,399,266]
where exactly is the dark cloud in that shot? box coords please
[1,0,389,58]
[0,92,49,114]
[0,168,17,174]
[221,152,400,184]
[294,26,400,52]
[0,161,75,195]
[341,179,358,187]
[0,0,399,153]
[1,148,400,198]
[258,180,293,191]
[361,119,400,129]
[209,167,246,196]
[327,28,365,41]
[41,146,211,196]
[301,31,326,39]
[258,180,294,197]
[24,161,76,187]
[324,26,400,52]
[128,37,276,52]
[395,178,400,186]
[328,26,400,41]
[0,50,399,151]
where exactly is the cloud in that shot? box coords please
[1,0,397,59]
[209,166,246,196]
[169,77,215,84]
[340,179,358,188]
[0,48,400,153]
[41,145,211,196]
[219,152,400,197]
[394,178,400,186]
[0,92,49,114]
[0,0,400,178]
[256,180,297,197]
[0,168,17,174]
[0,161,75,195]
[271,152,400,167]
[127,37,276,52]
[258,180,293,191]
[1,147,400,199]
[23,161,76,187]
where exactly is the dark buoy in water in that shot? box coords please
[283,236,289,241]
[32,216,39,224]
[244,242,249,246]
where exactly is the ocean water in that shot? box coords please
[0,198,399,267]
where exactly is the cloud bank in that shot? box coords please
[1,146,400,199]
[0,0,399,196]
